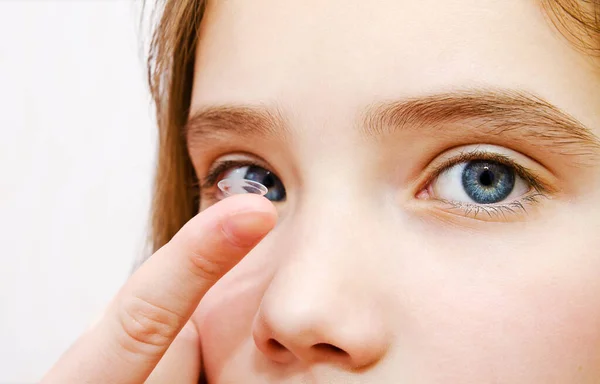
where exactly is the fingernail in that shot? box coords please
[223,211,274,247]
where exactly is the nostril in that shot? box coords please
[268,338,286,351]
[262,338,296,364]
[312,343,349,357]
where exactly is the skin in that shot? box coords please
[189,0,600,382]
[43,0,600,383]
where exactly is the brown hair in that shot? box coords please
[145,0,600,254]
[542,0,600,56]
[147,0,206,252]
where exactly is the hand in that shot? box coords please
[42,194,277,384]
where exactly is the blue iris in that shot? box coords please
[461,161,515,204]
[244,166,286,201]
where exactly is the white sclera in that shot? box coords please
[217,178,269,197]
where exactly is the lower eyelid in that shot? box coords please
[427,195,547,222]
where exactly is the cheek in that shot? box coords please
[401,217,600,381]
[192,244,275,378]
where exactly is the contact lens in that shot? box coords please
[217,178,269,197]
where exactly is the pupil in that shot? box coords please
[479,169,494,187]
[262,173,275,188]
[461,160,515,204]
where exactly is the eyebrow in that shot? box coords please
[363,89,600,161]
[185,89,600,161]
[185,105,287,146]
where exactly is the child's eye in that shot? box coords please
[220,165,287,202]
[429,160,530,205]
[417,147,553,220]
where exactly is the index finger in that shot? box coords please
[42,194,277,384]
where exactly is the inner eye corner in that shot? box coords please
[415,183,433,200]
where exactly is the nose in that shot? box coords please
[251,220,390,369]
[252,265,390,368]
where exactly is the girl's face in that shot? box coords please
[186,0,600,382]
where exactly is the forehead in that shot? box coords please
[191,0,599,125]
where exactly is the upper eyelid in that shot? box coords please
[422,149,555,195]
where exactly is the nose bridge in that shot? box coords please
[252,195,391,368]
[278,190,373,299]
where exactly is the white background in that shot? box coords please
[0,1,156,382]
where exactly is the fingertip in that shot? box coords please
[222,209,276,247]
[217,193,278,218]
[172,193,278,262]
[180,194,277,236]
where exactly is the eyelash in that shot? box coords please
[199,150,552,219]
[201,159,266,189]
[422,149,551,219]
[442,194,547,220]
